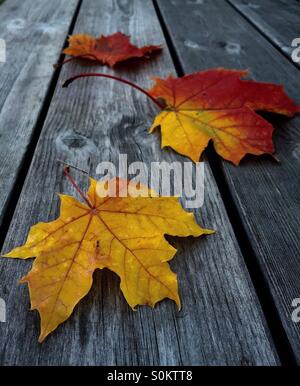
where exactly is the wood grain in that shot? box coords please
[156,0,300,363]
[0,0,278,365]
[0,0,79,230]
[228,0,300,67]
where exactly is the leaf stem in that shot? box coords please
[53,54,100,69]
[62,72,164,109]
[57,159,89,174]
[63,165,94,209]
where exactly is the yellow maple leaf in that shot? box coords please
[3,178,213,342]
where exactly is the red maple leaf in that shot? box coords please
[63,32,162,67]
[148,69,299,164]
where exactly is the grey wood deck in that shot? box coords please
[229,0,300,67]
[155,0,300,364]
[0,0,79,232]
[0,0,299,366]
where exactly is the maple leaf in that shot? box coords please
[148,69,299,165]
[3,178,212,342]
[63,32,162,67]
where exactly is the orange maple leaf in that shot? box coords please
[3,178,212,342]
[63,32,162,67]
[148,69,299,165]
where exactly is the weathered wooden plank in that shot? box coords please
[228,0,300,67]
[0,0,278,365]
[0,0,79,230]
[156,0,300,363]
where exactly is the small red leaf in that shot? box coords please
[63,32,162,67]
